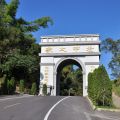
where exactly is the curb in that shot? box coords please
[86,96,96,110]
[86,96,120,112]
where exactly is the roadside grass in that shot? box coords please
[96,104,116,109]
[87,96,119,111]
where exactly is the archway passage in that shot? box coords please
[56,59,83,96]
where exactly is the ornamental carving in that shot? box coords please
[86,46,94,52]
[44,67,49,84]
[73,46,80,52]
[45,47,53,53]
[59,47,66,52]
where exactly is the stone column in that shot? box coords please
[82,71,87,96]
[53,71,57,96]
[38,83,43,96]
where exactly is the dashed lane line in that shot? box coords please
[0,95,33,102]
[4,103,21,109]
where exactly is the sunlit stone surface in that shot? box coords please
[39,34,100,96]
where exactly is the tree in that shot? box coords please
[102,38,120,79]
[0,0,53,93]
[59,65,83,96]
[88,65,112,106]
[31,82,37,95]
[42,84,47,96]
[19,80,24,93]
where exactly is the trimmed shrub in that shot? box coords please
[42,84,47,96]
[7,77,16,94]
[88,65,112,106]
[1,78,8,95]
[31,82,37,95]
[19,80,25,93]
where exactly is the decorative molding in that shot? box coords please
[39,52,101,57]
[41,34,100,39]
[85,62,100,65]
[39,41,101,46]
[40,63,55,66]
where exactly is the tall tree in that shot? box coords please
[0,0,53,93]
[102,38,120,79]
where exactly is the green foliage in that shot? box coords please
[112,78,120,97]
[42,84,47,96]
[19,80,24,93]
[88,65,112,106]
[0,0,52,94]
[31,82,37,95]
[0,75,16,95]
[102,38,120,79]
[113,84,120,97]
[7,77,16,94]
[0,76,8,94]
[60,65,83,96]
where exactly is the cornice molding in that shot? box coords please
[40,63,55,66]
[41,34,100,39]
[39,41,101,46]
[85,62,100,65]
[39,52,101,57]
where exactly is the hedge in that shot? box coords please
[42,84,47,96]
[88,65,112,106]
[31,82,37,95]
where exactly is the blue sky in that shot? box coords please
[6,0,120,78]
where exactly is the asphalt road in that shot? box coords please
[0,95,120,120]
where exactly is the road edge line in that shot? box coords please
[0,95,33,102]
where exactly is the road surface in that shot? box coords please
[0,95,120,120]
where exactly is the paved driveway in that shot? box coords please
[0,96,120,120]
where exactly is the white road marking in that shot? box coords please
[44,96,71,120]
[0,95,33,102]
[4,103,21,109]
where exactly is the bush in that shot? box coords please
[7,77,16,94]
[19,80,25,93]
[1,78,8,95]
[31,82,37,95]
[88,65,112,106]
[42,84,47,96]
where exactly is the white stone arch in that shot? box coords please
[54,57,86,74]
[39,34,100,96]
[53,57,87,96]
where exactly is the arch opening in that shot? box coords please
[56,59,83,96]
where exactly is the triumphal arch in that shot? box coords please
[39,34,100,96]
